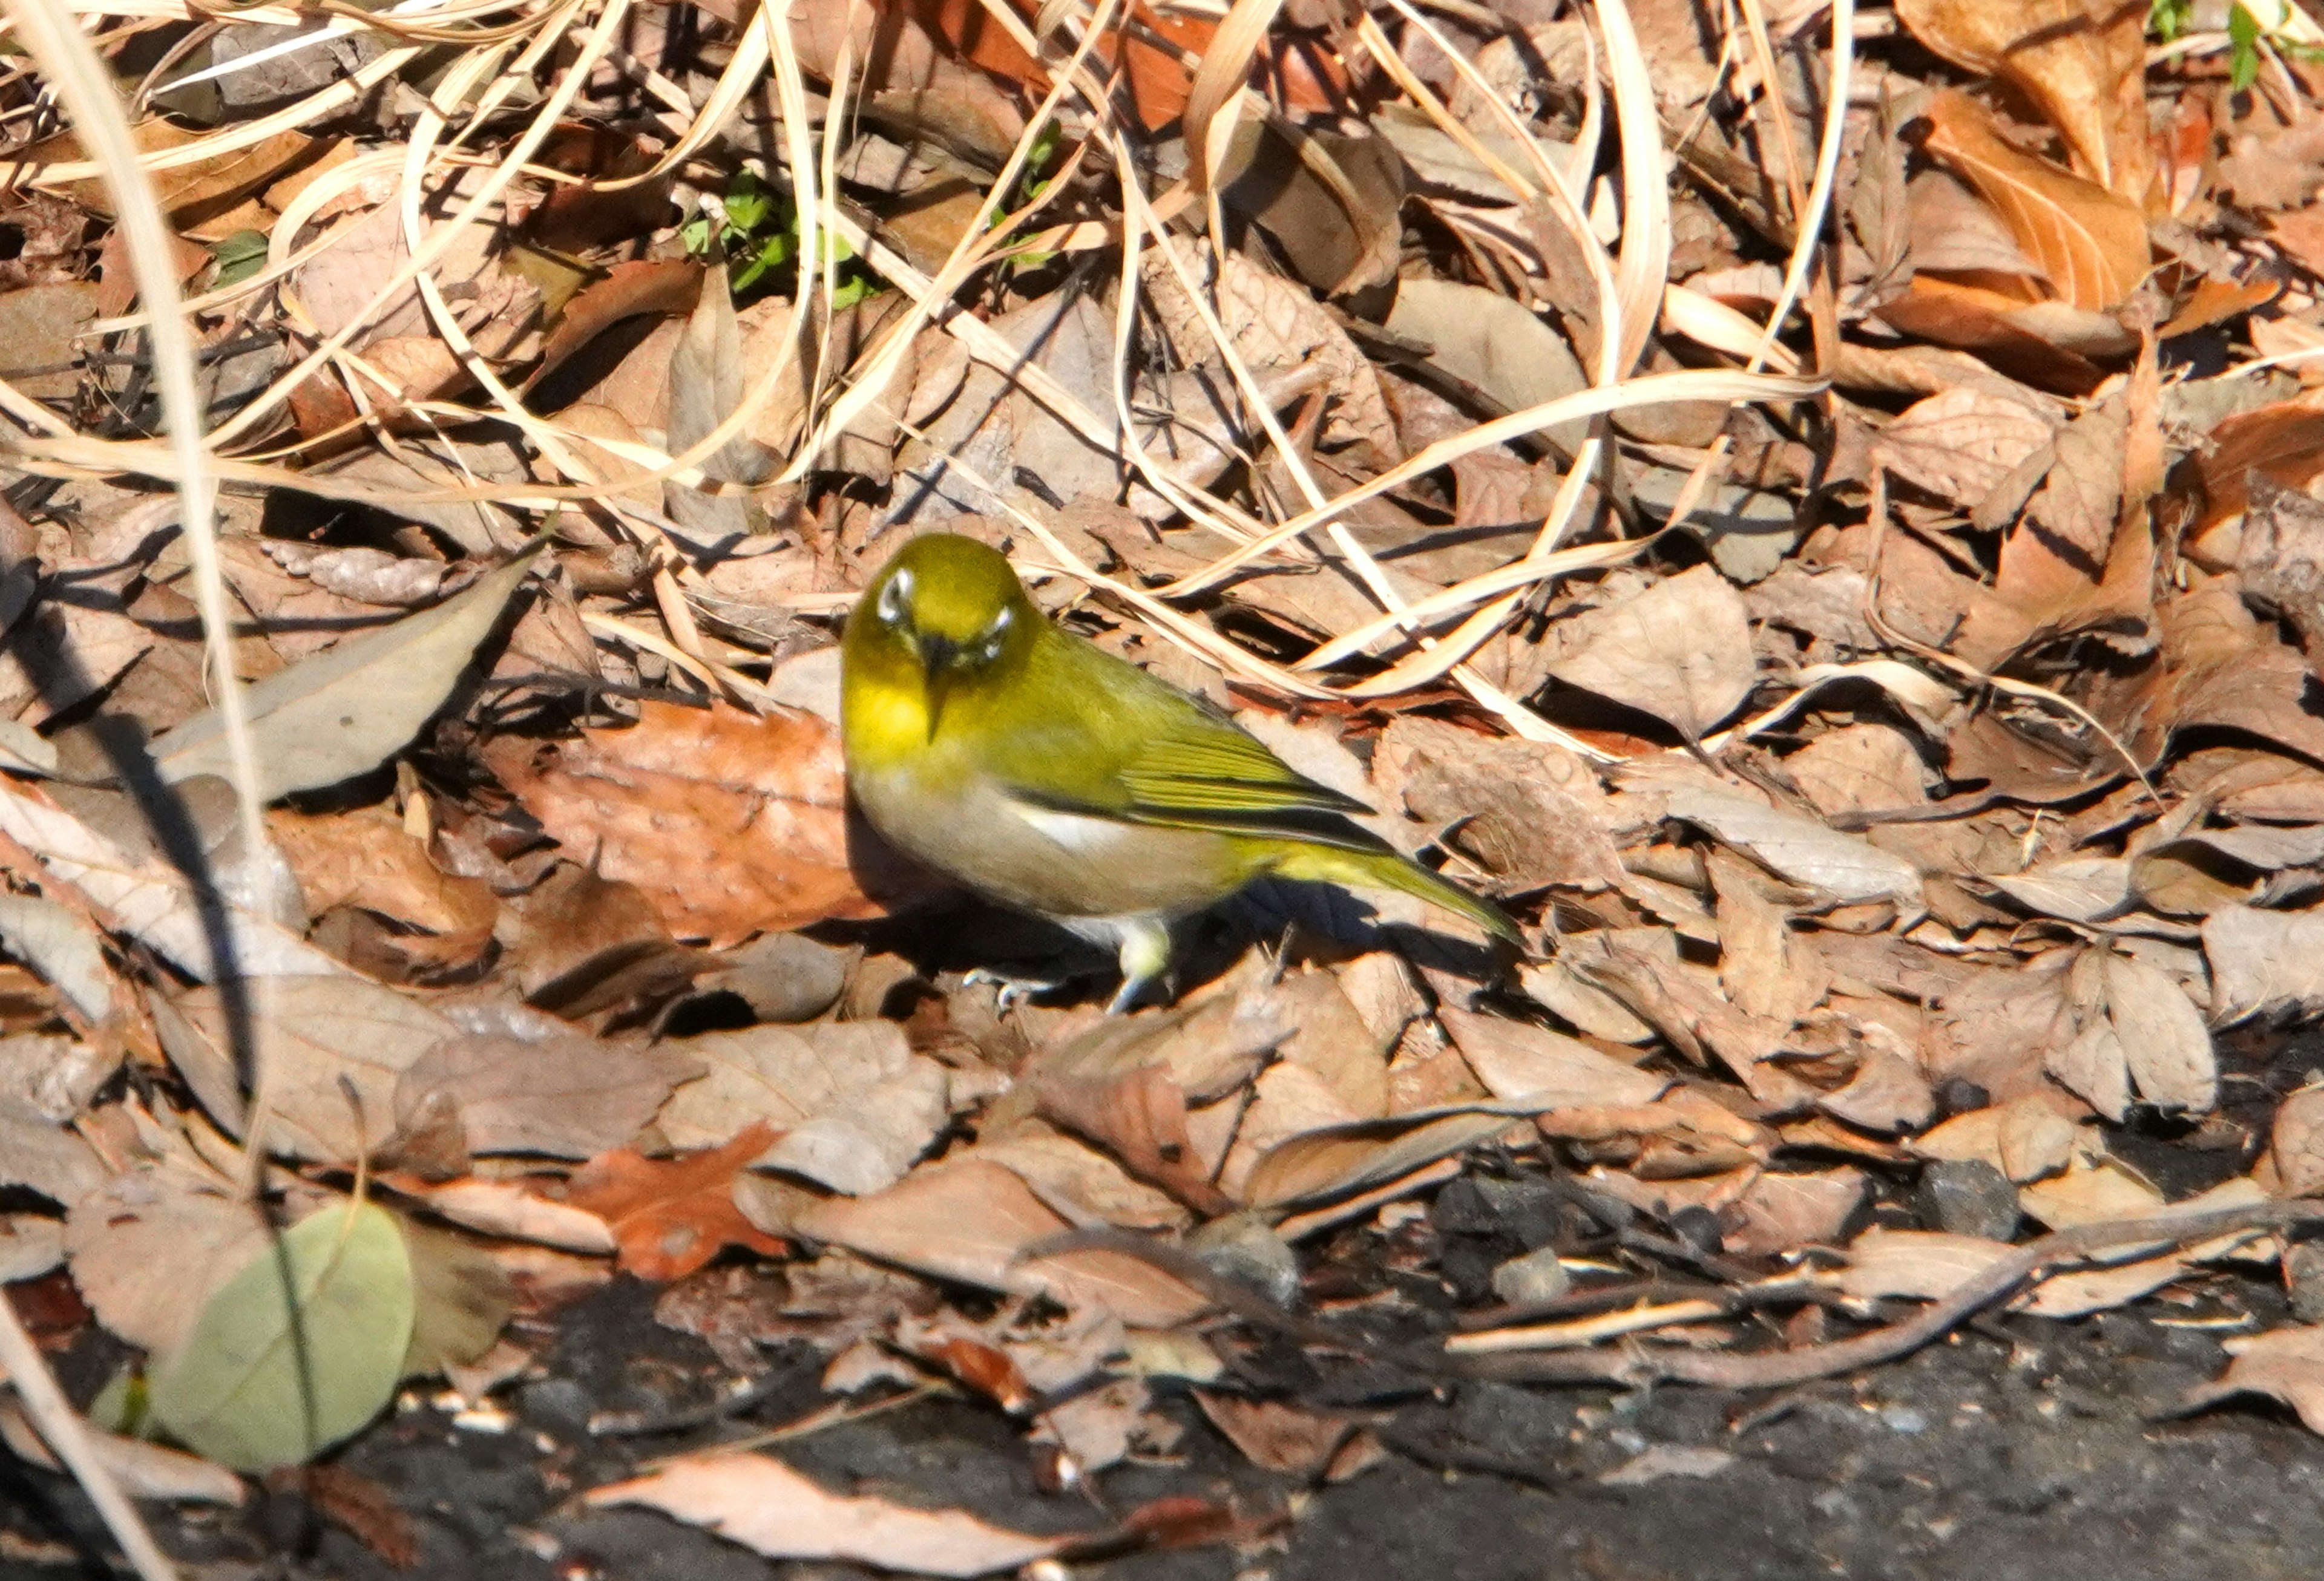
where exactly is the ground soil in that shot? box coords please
[8,1243,2324,1581]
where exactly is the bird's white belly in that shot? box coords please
[851,762,1242,920]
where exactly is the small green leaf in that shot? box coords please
[2230,1,2262,88]
[209,231,269,289]
[149,1201,415,1472]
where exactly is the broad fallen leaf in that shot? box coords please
[1541,566,1757,739]
[394,1029,701,1160]
[488,699,932,946]
[1919,90,2148,312]
[1895,0,2153,202]
[152,974,460,1162]
[584,1451,1069,1576]
[149,1199,415,1472]
[152,545,544,802]
[654,1021,948,1195]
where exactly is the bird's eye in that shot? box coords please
[875,569,913,626]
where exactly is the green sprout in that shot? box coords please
[682,170,882,303]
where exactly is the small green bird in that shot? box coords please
[840,534,1521,1012]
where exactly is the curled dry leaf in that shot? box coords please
[583,1451,1069,1577]
[269,806,497,944]
[1894,0,2153,202]
[2184,1326,2324,1436]
[794,1159,1210,1328]
[487,700,934,946]
[2273,1088,2324,1199]
[1918,91,2148,313]
[0,1405,246,1505]
[1541,566,1757,739]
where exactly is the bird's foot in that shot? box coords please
[964,967,1068,1012]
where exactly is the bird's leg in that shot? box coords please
[1105,916,1176,1016]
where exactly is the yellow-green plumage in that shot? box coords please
[841,534,1520,1010]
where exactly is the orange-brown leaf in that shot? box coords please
[1895,0,2153,205]
[1920,91,2150,311]
[563,1122,789,1280]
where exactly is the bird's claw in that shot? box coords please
[964,967,1066,1012]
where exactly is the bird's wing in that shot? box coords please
[974,623,1388,851]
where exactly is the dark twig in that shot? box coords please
[1466,1202,2320,1390]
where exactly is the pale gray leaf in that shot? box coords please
[150,545,543,802]
[395,1031,702,1159]
[0,784,343,981]
[1384,278,1587,451]
[153,976,459,1162]
[1542,566,1757,738]
[0,893,112,1024]
[2205,904,2324,1025]
[1659,782,1925,911]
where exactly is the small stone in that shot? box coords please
[516,1378,591,1434]
[1473,1174,1563,1248]
[1489,1245,1571,1306]
[1915,1158,2021,1241]
[1430,1177,1500,1236]
[1189,1211,1300,1308]
[2288,1241,2324,1324]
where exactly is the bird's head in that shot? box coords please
[844,534,1040,739]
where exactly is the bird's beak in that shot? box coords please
[916,633,956,740]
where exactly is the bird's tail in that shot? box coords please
[1273,843,1525,951]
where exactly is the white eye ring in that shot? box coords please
[876,569,913,624]
[988,605,1013,636]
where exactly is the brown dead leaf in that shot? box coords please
[1540,566,1757,738]
[2184,1326,2324,1435]
[269,805,497,947]
[1372,716,1625,893]
[654,1021,949,1196]
[487,700,934,946]
[1439,1006,1670,1110]
[1920,91,2149,312]
[562,1122,788,1281]
[2274,1088,2324,1199]
[794,1159,1210,1327]
[64,1154,271,1353]
[2205,905,2324,1025]
[584,1450,1069,1576]
[1873,386,2056,508]
[1724,1168,1867,1256]
[1036,1063,1235,1216]
[1193,1393,1362,1478]
[1833,1226,2016,1301]
[393,1027,699,1160]
[1894,0,2153,203]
